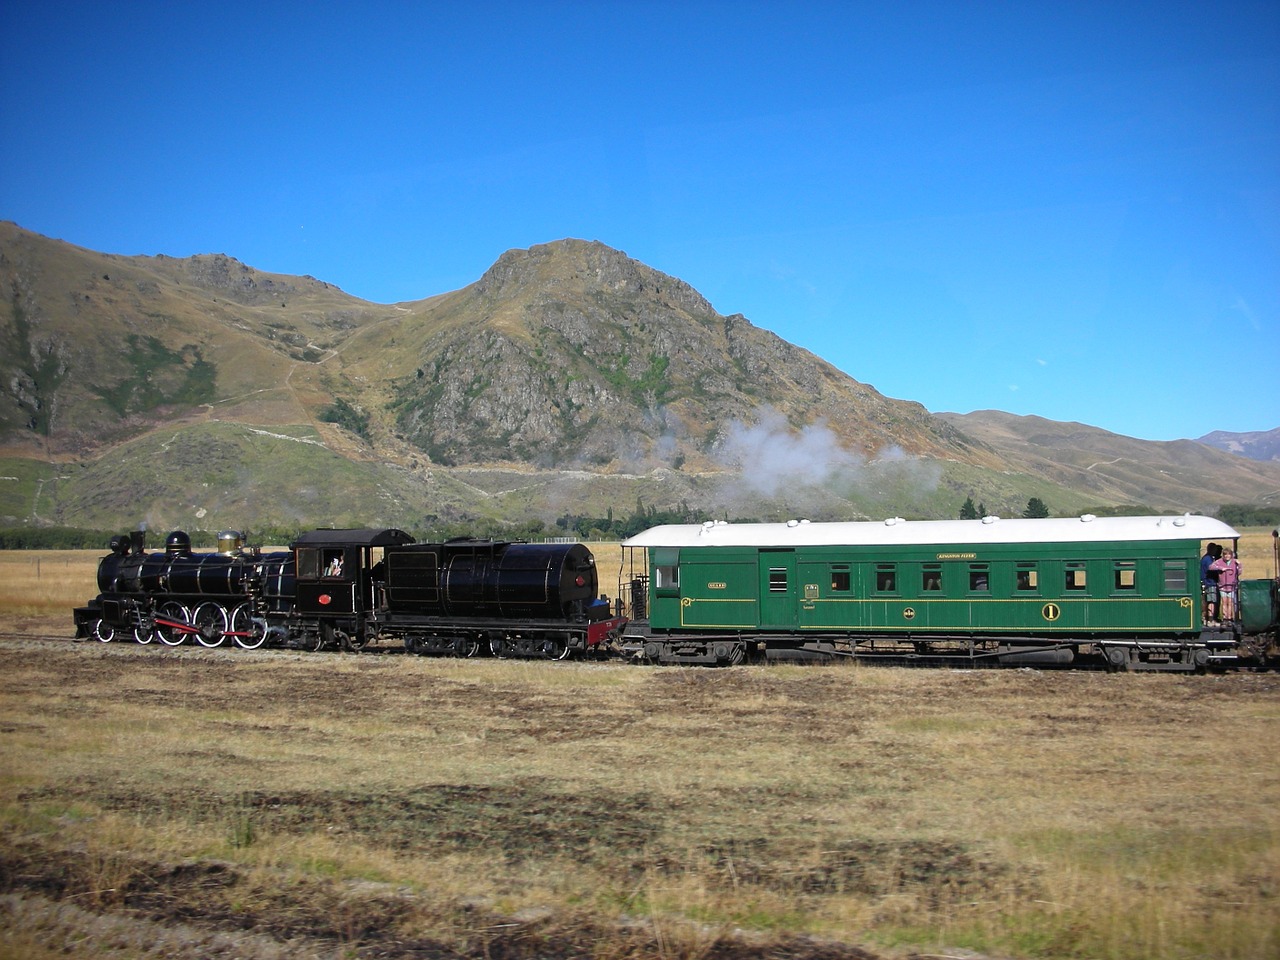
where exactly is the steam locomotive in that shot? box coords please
[73,527,627,658]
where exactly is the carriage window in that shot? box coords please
[1113,562,1136,591]
[1016,563,1039,591]
[968,563,990,592]
[654,565,679,589]
[769,568,788,592]
[830,566,850,591]
[1065,563,1088,591]
[1163,561,1188,592]
[297,547,321,579]
[921,563,942,592]
[875,564,897,592]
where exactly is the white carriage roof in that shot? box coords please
[622,515,1240,550]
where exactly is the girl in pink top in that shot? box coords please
[1210,549,1241,621]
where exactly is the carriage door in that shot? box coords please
[759,550,797,630]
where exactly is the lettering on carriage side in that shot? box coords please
[1042,602,1061,621]
[707,581,727,590]
[936,552,976,559]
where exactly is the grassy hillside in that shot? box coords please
[4,224,1278,532]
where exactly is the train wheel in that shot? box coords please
[339,628,366,653]
[91,618,115,642]
[134,616,154,644]
[489,635,511,658]
[192,602,229,648]
[453,636,481,658]
[313,622,334,652]
[1104,645,1131,672]
[540,635,570,661]
[230,604,267,649]
[155,602,191,646]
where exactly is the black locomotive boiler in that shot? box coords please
[74,528,291,648]
[74,527,627,659]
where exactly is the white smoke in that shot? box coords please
[710,408,943,517]
[713,408,863,497]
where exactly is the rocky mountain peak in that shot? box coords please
[386,239,983,471]
[473,239,714,318]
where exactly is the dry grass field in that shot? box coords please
[0,527,1277,960]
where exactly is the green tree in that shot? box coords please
[1024,497,1050,518]
[959,496,978,520]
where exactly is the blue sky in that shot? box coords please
[2,1,1276,442]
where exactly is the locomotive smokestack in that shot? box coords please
[130,529,147,555]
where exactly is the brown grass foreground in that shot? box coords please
[0,636,1277,959]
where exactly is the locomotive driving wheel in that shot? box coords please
[91,618,115,642]
[192,601,229,648]
[155,602,190,646]
[229,603,267,649]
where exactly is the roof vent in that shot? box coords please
[787,519,800,528]
[1173,517,1186,527]
[884,517,905,526]
[1080,514,1096,522]
[981,515,999,524]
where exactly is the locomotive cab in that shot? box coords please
[291,528,415,649]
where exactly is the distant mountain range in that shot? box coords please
[1196,427,1280,463]
[1,221,1277,534]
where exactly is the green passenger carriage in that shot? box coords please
[622,514,1262,670]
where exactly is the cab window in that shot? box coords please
[297,547,321,579]
[323,550,345,577]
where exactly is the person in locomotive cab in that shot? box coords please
[325,553,343,577]
[1209,548,1241,622]
[1201,542,1222,624]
